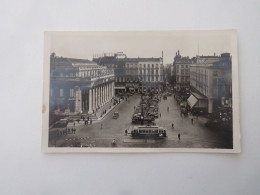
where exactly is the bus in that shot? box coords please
[130,125,167,138]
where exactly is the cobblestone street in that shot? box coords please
[53,93,232,148]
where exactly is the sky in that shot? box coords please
[49,30,234,64]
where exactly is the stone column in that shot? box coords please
[98,86,102,107]
[108,83,111,101]
[88,89,93,114]
[75,87,82,113]
[111,82,113,98]
[112,82,115,97]
[93,88,96,111]
[110,82,112,99]
[101,85,103,106]
[103,85,106,105]
[95,88,98,109]
[97,86,99,108]
[106,84,108,102]
[103,85,105,105]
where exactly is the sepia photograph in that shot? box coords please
[42,30,240,153]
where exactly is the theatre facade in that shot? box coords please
[49,54,115,115]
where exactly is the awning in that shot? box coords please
[115,86,126,89]
[187,94,198,108]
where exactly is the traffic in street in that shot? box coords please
[51,91,232,149]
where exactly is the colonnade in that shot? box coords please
[88,81,115,114]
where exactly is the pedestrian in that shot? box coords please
[178,133,181,140]
[101,123,103,129]
[191,118,194,125]
[172,123,174,128]
[74,128,76,134]
[125,129,128,135]
[167,107,169,112]
[68,128,70,133]
[160,113,161,118]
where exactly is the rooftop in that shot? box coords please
[51,56,98,67]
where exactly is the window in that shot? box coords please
[70,88,74,97]
[60,88,63,97]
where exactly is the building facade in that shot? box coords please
[50,54,115,115]
[189,53,232,114]
[93,52,164,94]
[172,50,192,93]
[136,58,164,93]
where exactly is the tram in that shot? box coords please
[130,125,167,138]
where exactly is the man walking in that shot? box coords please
[178,133,181,141]
[191,118,194,125]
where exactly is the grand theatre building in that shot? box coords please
[49,54,115,115]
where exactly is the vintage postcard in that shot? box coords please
[42,30,240,153]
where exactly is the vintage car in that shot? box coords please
[113,112,119,119]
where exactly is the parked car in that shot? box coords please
[113,112,119,119]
